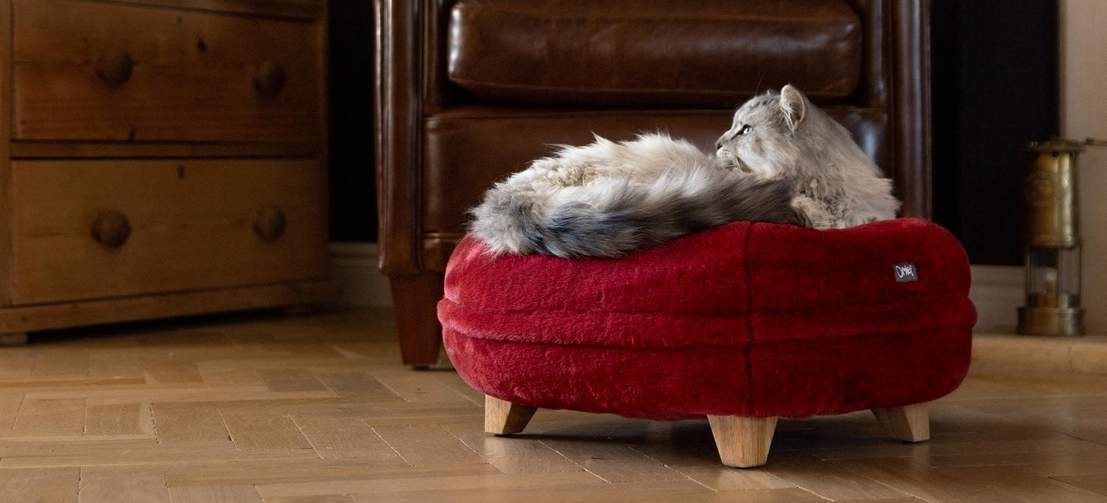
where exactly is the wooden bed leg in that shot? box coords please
[707,415,777,468]
[484,395,537,436]
[873,403,930,442]
[0,333,28,346]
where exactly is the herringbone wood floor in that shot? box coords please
[1,308,1106,502]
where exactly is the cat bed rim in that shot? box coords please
[440,218,974,351]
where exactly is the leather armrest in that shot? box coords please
[848,0,932,218]
[890,0,932,218]
[374,0,458,274]
[375,0,424,274]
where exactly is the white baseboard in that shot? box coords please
[969,265,1022,334]
[328,242,392,307]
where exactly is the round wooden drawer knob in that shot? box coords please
[252,61,287,98]
[96,49,134,87]
[253,206,286,243]
[91,211,132,249]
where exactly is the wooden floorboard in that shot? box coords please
[0,308,1104,502]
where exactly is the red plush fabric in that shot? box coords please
[439,218,975,419]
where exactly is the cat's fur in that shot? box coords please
[469,134,803,257]
[715,85,900,228]
[470,85,899,258]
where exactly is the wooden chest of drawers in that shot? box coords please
[0,0,330,343]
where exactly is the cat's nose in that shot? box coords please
[715,140,723,151]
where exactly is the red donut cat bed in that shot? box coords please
[438,218,976,468]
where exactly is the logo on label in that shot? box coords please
[895,262,918,283]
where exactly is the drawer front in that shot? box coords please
[13,0,323,142]
[11,159,326,304]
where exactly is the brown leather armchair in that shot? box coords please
[375,0,932,366]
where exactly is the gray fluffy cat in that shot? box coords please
[470,85,900,257]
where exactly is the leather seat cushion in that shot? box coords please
[447,0,863,107]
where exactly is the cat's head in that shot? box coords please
[715,85,833,178]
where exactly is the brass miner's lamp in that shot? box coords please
[1018,139,1091,336]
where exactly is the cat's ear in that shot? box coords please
[779,84,807,132]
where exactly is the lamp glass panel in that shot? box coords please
[1026,247,1081,308]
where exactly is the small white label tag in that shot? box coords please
[895,262,918,283]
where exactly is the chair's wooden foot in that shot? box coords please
[873,403,930,442]
[707,415,777,468]
[389,275,444,367]
[484,395,537,436]
[0,333,28,346]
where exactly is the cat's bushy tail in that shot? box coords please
[469,167,803,258]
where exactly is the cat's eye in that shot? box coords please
[738,124,752,135]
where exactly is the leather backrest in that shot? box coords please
[446,0,863,107]
[425,0,894,110]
